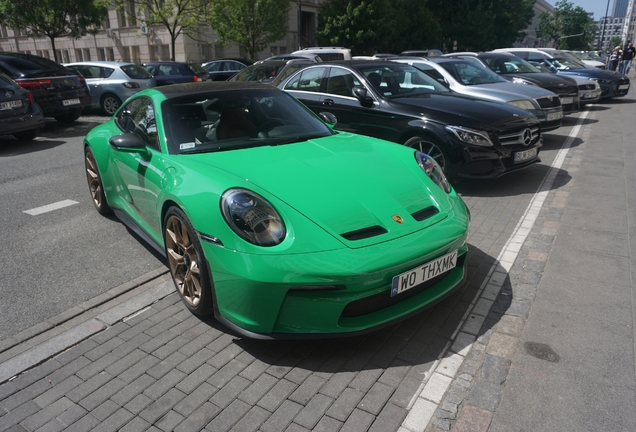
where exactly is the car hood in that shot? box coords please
[453,81,555,103]
[179,133,458,248]
[504,72,576,87]
[386,93,535,129]
[559,68,623,80]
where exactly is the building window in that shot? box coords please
[215,44,224,58]
[98,48,105,61]
[121,46,131,62]
[132,45,140,64]
[160,44,169,60]
[75,49,83,62]
[83,48,91,61]
[117,9,127,27]
[107,47,114,61]
[62,50,70,63]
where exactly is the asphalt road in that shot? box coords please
[0,114,165,341]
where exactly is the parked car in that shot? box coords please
[0,52,91,123]
[201,58,255,81]
[277,60,543,179]
[142,61,210,86]
[528,62,602,105]
[570,51,606,69]
[457,52,581,114]
[264,54,322,62]
[228,59,314,85]
[494,48,630,99]
[0,71,45,141]
[64,61,156,115]
[399,49,443,58]
[395,57,565,132]
[83,82,470,338]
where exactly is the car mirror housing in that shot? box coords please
[109,133,148,152]
[318,111,337,128]
[353,86,374,107]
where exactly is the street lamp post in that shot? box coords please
[297,0,302,50]
[598,0,611,51]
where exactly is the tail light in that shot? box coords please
[193,75,202,82]
[16,78,51,89]
[122,82,140,88]
[77,75,86,85]
[27,91,35,104]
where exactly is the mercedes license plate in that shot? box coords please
[514,147,537,163]
[560,96,573,104]
[391,250,458,297]
[0,100,22,110]
[547,111,563,121]
[62,98,80,106]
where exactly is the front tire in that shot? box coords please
[164,207,215,317]
[405,136,448,174]
[84,147,112,215]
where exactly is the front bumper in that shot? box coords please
[200,205,470,338]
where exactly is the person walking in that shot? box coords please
[608,46,621,71]
[620,41,635,75]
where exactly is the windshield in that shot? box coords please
[435,60,507,85]
[358,63,450,98]
[479,55,541,74]
[548,52,587,70]
[121,64,154,79]
[229,63,287,83]
[162,88,333,155]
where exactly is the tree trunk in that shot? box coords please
[50,36,58,62]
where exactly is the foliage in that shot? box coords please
[0,0,108,62]
[115,0,210,61]
[536,0,596,50]
[207,0,290,59]
[317,0,535,54]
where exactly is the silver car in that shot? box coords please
[64,61,156,115]
[393,57,564,132]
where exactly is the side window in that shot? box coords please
[116,97,159,150]
[284,67,326,92]
[527,52,545,62]
[325,68,360,97]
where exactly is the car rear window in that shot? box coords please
[121,64,154,79]
[186,64,207,74]
[0,55,70,78]
[0,72,20,90]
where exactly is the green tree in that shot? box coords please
[536,0,596,50]
[0,0,108,62]
[115,0,210,61]
[207,0,290,59]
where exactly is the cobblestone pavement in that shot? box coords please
[0,99,622,432]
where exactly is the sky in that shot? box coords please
[547,0,613,19]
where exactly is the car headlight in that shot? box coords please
[221,188,286,246]
[511,77,537,86]
[415,152,451,193]
[445,125,493,147]
[507,99,537,110]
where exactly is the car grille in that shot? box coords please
[578,83,597,91]
[535,96,561,109]
[498,125,541,148]
[339,253,466,318]
[544,84,578,95]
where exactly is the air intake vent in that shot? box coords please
[411,206,439,222]
[341,226,388,241]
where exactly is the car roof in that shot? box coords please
[65,61,137,67]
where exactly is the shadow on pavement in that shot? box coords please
[0,137,67,156]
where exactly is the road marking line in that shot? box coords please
[402,110,591,431]
[23,199,79,216]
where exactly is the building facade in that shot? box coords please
[513,0,555,48]
[0,0,321,64]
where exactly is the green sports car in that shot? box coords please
[84,82,470,339]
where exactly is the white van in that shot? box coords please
[291,47,352,61]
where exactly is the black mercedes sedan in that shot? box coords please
[277,60,542,179]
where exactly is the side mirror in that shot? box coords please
[319,111,337,128]
[109,133,148,152]
[353,86,374,107]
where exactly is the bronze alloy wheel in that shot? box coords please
[164,207,214,316]
[84,147,112,215]
[405,136,447,173]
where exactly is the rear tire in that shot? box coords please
[14,129,38,141]
[54,108,82,124]
[100,94,121,116]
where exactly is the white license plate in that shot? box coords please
[0,100,22,110]
[391,250,458,297]
[547,111,563,121]
[62,98,80,106]
[560,96,573,104]
[619,84,630,90]
[514,147,538,163]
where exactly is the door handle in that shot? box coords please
[322,99,335,106]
